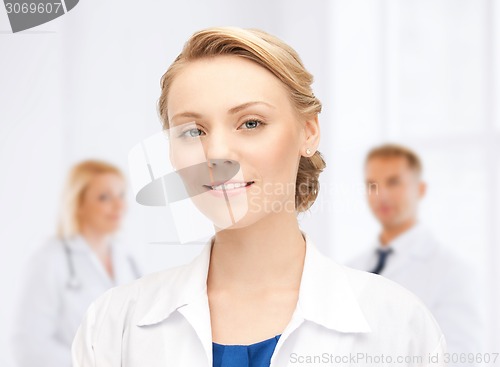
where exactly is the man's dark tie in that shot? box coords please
[370,247,393,275]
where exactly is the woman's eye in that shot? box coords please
[180,128,205,138]
[241,119,263,130]
[98,194,110,202]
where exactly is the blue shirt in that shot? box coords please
[212,335,281,367]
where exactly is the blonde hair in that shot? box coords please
[57,159,124,238]
[157,26,326,212]
[366,143,423,177]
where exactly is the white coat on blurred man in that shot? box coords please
[347,144,486,364]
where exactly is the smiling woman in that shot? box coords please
[163,53,324,231]
[160,27,326,214]
[71,27,447,367]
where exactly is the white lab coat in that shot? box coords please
[11,235,141,367]
[347,223,486,362]
[71,230,447,367]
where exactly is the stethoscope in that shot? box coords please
[61,238,141,290]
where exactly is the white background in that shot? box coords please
[1,0,499,365]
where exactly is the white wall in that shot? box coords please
[326,0,500,350]
[1,0,498,365]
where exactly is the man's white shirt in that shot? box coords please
[347,222,486,364]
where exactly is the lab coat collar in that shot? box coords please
[376,222,436,259]
[64,234,124,286]
[296,231,372,333]
[65,234,90,252]
[136,230,372,334]
[65,234,116,253]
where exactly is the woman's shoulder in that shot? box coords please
[341,263,418,298]
[93,242,211,307]
[311,240,440,326]
[23,236,67,271]
[339,263,445,341]
[88,258,195,316]
[15,236,70,294]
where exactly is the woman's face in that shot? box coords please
[166,55,316,230]
[78,173,126,234]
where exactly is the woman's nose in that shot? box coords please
[205,158,240,185]
[204,131,236,166]
[207,158,237,168]
[203,132,240,181]
[113,197,126,211]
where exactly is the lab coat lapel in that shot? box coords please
[70,235,115,288]
[296,232,372,332]
[136,236,215,365]
[382,224,437,277]
[269,304,306,366]
[109,240,137,285]
[382,246,413,278]
[177,292,213,365]
[270,232,372,366]
[172,239,215,366]
[109,242,126,285]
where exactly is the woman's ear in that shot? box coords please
[302,114,320,156]
[419,181,427,199]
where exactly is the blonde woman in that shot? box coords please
[11,160,141,367]
[72,28,446,367]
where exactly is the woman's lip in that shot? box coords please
[203,181,254,189]
[203,181,254,198]
[203,180,254,187]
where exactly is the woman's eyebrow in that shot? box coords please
[171,101,275,122]
[170,112,202,123]
[227,101,275,114]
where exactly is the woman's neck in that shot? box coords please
[78,226,115,281]
[207,211,306,292]
[79,226,112,258]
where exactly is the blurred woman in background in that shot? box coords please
[11,159,141,367]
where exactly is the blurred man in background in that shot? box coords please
[347,144,485,364]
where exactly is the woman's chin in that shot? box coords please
[191,192,250,227]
